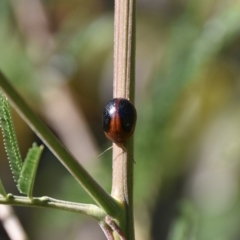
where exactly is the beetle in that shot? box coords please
[100,98,137,156]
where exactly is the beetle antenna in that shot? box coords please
[98,146,113,158]
[99,144,135,163]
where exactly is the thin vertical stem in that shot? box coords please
[112,0,136,239]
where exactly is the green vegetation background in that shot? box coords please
[0,0,240,239]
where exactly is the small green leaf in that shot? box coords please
[0,179,7,197]
[0,93,22,182]
[17,143,44,197]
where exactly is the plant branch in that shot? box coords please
[112,0,136,239]
[99,222,115,240]
[105,216,127,240]
[0,72,121,217]
[0,194,106,221]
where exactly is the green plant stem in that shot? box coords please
[112,0,136,239]
[0,72,121,217]
[0,195,105,220]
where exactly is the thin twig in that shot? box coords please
[99,221,115,240]
[105,216,127,240]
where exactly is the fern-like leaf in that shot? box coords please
[17,143,44,197]
[0,93,22,182]
[0,179,7,197]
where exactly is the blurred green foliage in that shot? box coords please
[0,0,240,239]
